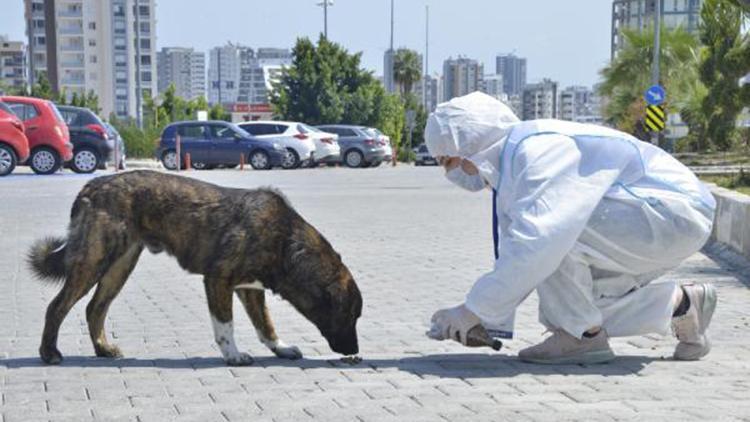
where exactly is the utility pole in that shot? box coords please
[651,0,662,146]
[317,1,334,38]
[134,0,143,129]
[423,4,428,109]
[217,48,222,105]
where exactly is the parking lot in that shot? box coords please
[1,165,750,421]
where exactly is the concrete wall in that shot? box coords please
[709,185,750,259]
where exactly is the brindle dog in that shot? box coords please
[29,170,362,365]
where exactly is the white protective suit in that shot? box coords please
[425,92,716,340]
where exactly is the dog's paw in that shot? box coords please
[39,346,63,365]
[224,352,254,366]
[95,344,123,359]
[272,343,303,360]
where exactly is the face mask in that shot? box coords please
[446,166,486,192]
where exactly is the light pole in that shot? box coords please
[317,0,334,38]
[134,0,143,129]
[651,0,662,146]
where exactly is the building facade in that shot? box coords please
[559,85,602,123]
[611,0,702,57]
[208,43,241,105]
[495,53,527,96]
[209,45,291,106]
[0,36,26,92]
[157,47,206,100]
[522,79,558,120]
[442,57,483,101]
[480,74,505,100]
[24,0,157,119]
[422,74,440,112]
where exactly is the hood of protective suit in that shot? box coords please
[425,92,520,159]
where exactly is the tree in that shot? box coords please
[29,73,54,100]
[393,48,422,98]
[272,35,403,147]
[698,0,750,151]
[598,27,701,137]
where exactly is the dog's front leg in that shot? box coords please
[235,287,302,360]
[204,277,254,366]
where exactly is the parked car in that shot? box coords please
[0,101,30,176]
[315,125,387,168]
[57,105,115,174]
[298,124,341,165]
[157,121,287,170]
[237,121,316,169]
[103,122,127,170]
[368,128,393,162]
[0,96,72,174]
[414,144,438,166]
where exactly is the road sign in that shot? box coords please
[645,105,666,132]
[405,109,417,130]
[645,85,666,106]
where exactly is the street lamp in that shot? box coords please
[317,0,334,38]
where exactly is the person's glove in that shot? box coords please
[427,304,482,345]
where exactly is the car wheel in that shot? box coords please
[370,161,382,168]
[29,147,62,175]
[192,161,214,170]
[0,144,17,176]
[161,150,179,170]
[344,150,364,168]
[249,150,271,170]
[281,148,300,169]
[70,148,100,174]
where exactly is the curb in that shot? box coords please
[125,160,162,170]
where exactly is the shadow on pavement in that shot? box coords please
[1,353,662,377]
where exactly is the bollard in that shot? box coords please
[185,153,191,171]
[175,134,181,172]
[239,153,245,171]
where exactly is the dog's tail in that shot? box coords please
[27,236,68,284]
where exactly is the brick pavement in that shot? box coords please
[1,166,749,421]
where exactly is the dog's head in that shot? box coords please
[281,223,363,355]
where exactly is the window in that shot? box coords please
[139,39,150,49]
[89,39,96,47]
[89,55,97,63]
[210,125,238,140]
[115,54,126,66]
[226,81,234,89]
[32,3,44,12]
[6,103,39,121]
[36,36,45,46]
[178,125,206,138]
[113,5,125,16]
[60,110,79,126]
[140,55,151,65]
[88,22,96,30]
[34,19,44,28]
[138,5,150,16]
[139,22,150,33]
[141,71,151,82]
[240,123,277,136]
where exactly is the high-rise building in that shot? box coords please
[495,53,527,96]
[0,36,26,92]
[383,49,395,93]
[559,85,602,122]
[442,57,483,101]
[422,74,439,112]
[611,0,702,57]
[208,43,242,105]
[24,0,157,120]
[157,47,206,100]
[480,74,505,100]
[522,79,558,120]
[210,45,291,106]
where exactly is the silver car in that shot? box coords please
[316,124,387,168]
[414,144,438,166]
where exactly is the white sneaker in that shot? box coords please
[518,329,615,365]
[672,283,717,361]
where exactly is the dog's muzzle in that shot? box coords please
[326,327,359,355]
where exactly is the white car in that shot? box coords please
[299,124,341,165]
[237,121,317,169]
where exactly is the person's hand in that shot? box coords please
[427,304,482,345]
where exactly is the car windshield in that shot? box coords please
[231,123,250,137]
[49,102,66,124]
[364,128,380,137]
[300,123,321,133]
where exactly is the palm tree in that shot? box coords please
[393,48,422,98]
[598,26,701,135]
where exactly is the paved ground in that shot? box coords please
[1,165,749,422]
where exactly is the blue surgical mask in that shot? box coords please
[446,166,486,192]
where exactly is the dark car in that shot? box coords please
[57,105,114,173]
[414,144,438,166]
[315,124,387,168]
[156,121,287,170]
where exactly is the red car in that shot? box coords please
[0,101,29,176]
[0,96,72,174]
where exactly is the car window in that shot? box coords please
[48,102,66,124]
[275,124,290,134]
[418,144,428,153]
[177,125,206,138]
[301,124,321,133]
[296,124,309,134]
[60,110,80,126]
[364,128,380,137]
[209,125,238,140]
[6,103,39,121]
[241,123,276,136]
[0,102,13,115]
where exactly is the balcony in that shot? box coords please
[60,78,85,86]
[57,9,83,18]
[60,60,85,68]
[59,26,83,36]
[60,44,84,52]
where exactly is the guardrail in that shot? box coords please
[709,185,750,260]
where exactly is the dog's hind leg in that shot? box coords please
[204,276,254,366]
[39,279,97,364]
[235,289,302,360]
[86,244,143,358]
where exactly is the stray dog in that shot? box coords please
[29,170,362,365]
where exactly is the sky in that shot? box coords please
[0,0,614,88]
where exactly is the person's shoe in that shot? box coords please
[518,329,615,365]
[672,283,717,361]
